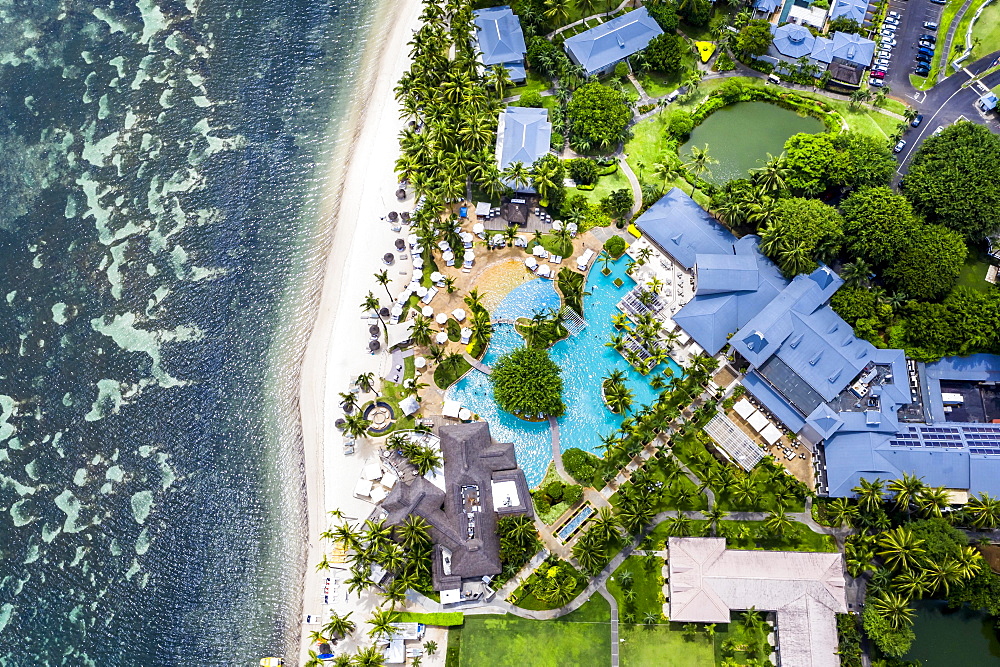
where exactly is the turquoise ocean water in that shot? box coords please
[0,0,379,663]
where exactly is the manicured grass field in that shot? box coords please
[510,71,551,100]
[954,253,994,293]
[606,555,664,619]
[574,167,631,207]
[637,51,699,98]
[970,0,1000,62]
[641,519,836,552]
[458,596,611,667]
[620,624,719,666]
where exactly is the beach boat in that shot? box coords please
[259,658,283,667]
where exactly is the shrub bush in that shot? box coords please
[518,91,544,108]
[491,346,565,417]
[566,157,599,185]
[603,235,627,258]
[563,447,603,487]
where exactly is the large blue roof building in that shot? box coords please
[472,6,528,83]
[564,7,663,77]
[495,106,552,192]
[634,188,1000,499]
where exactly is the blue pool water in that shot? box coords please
[557,505,594,542]
[448,258,682,486]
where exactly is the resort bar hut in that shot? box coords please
[495,106,552,193]
[475,202,491,220]
[979,92,998,112]
[563,7,663,77]
[472,5,528,83]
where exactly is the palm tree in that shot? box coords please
[398,513,432,550]
[779,241,812,276]
[877,526,926,573]
[684,144,717,182]
[543,0,572,25]
[323,610,357,640]
[343,412,372,440]
[825,497,858,528]
[916,486,950,518]
[308,629,327,645]
[652,158,681,192]
[501,160,530,191]
[590,506,622,545]
[954,545,984,580]
[926,558,964,595]
[411,315,433,347]
[888,472,926,514]
[872,592,915,630]
[424,640,438,655]
[840,259,871,287]
[374,269,393,300]
[367,608,399,639]
[352,645,386,667]
[666,513,692,537]
[316,553,332,571]
[764,508,793,538]
[604,380,634,414]
[531,158,561,207]
[304,650,324,667]
[356,371,377,396]
[853,477,885,514]
[340,391,360,414]
[704,507,727,536]
[751,153,789,194]
[576,0,601,16]
[362,291,388,338]
[967,492,1000,530]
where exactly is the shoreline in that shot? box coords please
[296,0,424,660]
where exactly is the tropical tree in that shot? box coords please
[353,645,386,667]
[501,160,531,191]
[704,507,727,536]
[362,291,388,338]
[871,592,915,630]
[684,144,717,182]
[543,0,572,25]
[888,472,926,514]
[424,640,438,655]
[367,609,399,639]
[411,315,433,347]
[751,153,789,194]
[304,650,324,667]
[876,526,926,573]
[652,158,681,192]
[967,492,1000,530]
[356,372,377,396]
[764,508,793,538]
[853,478,885,514]
[323,611,357,640]
[915,486,951,519]
[374,269,393,301]
[825,497,858,528]
[343,412,373,440]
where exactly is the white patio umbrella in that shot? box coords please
[390,304,403,317]
[458,408,472,421]
[430,271,443,283]
[537,264,551,278]
[524,256,538,270]
[406,233,417,247]
[421,305,434,317]
[412,256,424,269]
[414,356,427,369]
[442,251,454,262]
[436,312,448,324]
[416,285,429,298]
[452,308,466,321]
[413,244,423,254]
[460,232,474,243]
[532,245,547,257]
[435,331,448,344]
[437,240,450,251]
[473,222,485,235]
[552,220,563,231]
[567,222,578,233]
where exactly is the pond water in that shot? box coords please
[447,258,682,487]
[680,101,825,185]
[905,599,1000,666]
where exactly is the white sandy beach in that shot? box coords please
[297,0,424,660]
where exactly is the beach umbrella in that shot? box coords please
[460,232,474,243]
[525,257,538,270]
[437,240,450,251]
[567,222,578,233]
[379,307,390,318]
[335,418,346,430]
[459,408,472,421]
[430,271,443,283]
[394,238,406,251]
[414,357,427,369]
[390,304,403,317]
[435,331,448,344]
[388,211,399,222]
[533,245,547,257]
[400,211,410,222]
[396,188,406,200]
[369,340,381,352]
[442,251,454,262]
[436,313,448,325]
[369,325,380,337]
[538,265,551,278]
[383,253,395,265]
[412,256,424,270]
[473,223,485,235]
[406,233,417,247]
[452,308,466,321]
[552,220,563,231]
[415,287,428,299]
[421,305,433,318]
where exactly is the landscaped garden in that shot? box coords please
[606,555,665,622]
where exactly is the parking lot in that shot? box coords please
[876,0,948,97]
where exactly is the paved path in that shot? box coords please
[939,0,976,76]
[548,417,574,484]
[598,585,620,667]
[617,157,643,219]
[461,351,491,375]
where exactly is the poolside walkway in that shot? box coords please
[461,351,491,375]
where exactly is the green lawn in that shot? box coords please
[950,0,991,62]
[395,611,464,626]
[641,518,835,553]
[378,356,417,432]
[575,166,631,207]
[533,463,576,524]
[638,51,699,98]
[606,556,665,620]
[954,253,995,293]
[458,598,611,666]
[434,354,471,390]
[620,624,719,667]
[510,71,551,100]
[970,0,1000,62]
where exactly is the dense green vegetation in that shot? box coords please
[491,346,565,417]
[567,82,632,152]
[606,555,665,622]
[510,556,587,609]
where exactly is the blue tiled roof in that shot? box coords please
[506,63,527,83]
[634,188,736,270]
[695,253,759,295]
[830,0,870,24]
[772,23,816,59]
[810,36,835,64]
[830,31,876,67]
[923,353,1000,422]
[804,403,844,441]
[755,0,782,12]
[473,6,527,68]
[495,107,551,188]
[564,7,663,75]
[743,371,807,432]
[673,294,738,355]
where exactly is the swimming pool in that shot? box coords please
[447,258,683,486]
[557,505,594,543]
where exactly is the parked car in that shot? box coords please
[889,10,901,17]
[914,66,931,75]
[878,50,892,59]
[918,51,934,59]
[930,0,946,5]
[871,70,886,79]
[919,40,935,49]
[894,139,907,153]
[876,58,892,67]
[870,78,885,87]
[918,47,935,55]
[884,17,899,25]
[882,39,897,47]
[881,30,896,37]
[920,34,936,42]
[911,113,924,127]
[932,125,946,136]
[916,55,933,64]
[923,21,938,30]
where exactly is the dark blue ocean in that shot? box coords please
[0,0,378,664]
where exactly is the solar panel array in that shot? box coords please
[889,423,1000,454]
